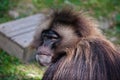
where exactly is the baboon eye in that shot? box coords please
[42,29,60,41]
[44,35,58,41]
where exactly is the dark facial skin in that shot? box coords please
[35,29,60,66]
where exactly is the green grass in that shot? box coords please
[32,0,120,18]
[0,15,13,24]
[0,50,44,80]
[104,27,120,45]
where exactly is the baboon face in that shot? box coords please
[34,23,80,66]
[35,29,61,66]
[32,8,97,66]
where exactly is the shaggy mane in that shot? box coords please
[50,8,100,37]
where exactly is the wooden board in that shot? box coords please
[0,32,24,60]
[0,14,45,62]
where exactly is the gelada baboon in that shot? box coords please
[31,8,120,80]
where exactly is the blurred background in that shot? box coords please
[0,0,120,80]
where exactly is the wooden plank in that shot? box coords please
[0,14,44,34]
[0,32,24,60]
[7,24,37,37]
[0,20,38,34]
[6,21,38,34]
[0,14,43,29]
[0,14,45,62]
[12,30,35,48]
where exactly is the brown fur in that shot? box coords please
[33,8,120,80]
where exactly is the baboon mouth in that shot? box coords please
[40,53,52,56]
[39,61,50,66]
[35,54,52,66]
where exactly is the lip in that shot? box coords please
[38,61,50,66]
[39,53,52,56]
[35,54,52,66]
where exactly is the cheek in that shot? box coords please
[59,36,79,49]
[53,26,79,48]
